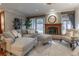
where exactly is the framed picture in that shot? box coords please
[48,15,57,24]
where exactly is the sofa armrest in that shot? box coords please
[3,37,14,44]
[3,37,14,52]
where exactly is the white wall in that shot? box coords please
[75,8,79,29]
[4,8,26,31]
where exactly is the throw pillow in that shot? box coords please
[11,30,18,37]
[69,31,73,37]
[17,33,22,38]
[28,30,35,34]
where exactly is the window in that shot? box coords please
[36,17,44,33]
[30,18,36,30]
[62,20,73,34]
[61,14,73,34]
[30,16,45,33]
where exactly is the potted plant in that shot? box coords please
[25,18,32,29]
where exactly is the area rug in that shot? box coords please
[27,41,73,56]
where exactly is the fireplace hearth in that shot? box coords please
[45,24,61,35]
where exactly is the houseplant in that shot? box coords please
[25,18,32,29]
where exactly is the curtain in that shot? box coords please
[68,14,75,28]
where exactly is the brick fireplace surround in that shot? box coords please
[45,24,61,35]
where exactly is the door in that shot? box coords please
[36,17,44,33]
[0,12,4,34]
[0,13,2,34]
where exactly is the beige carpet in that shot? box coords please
[28,41,73,56]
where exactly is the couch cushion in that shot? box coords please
[17,33,22,38]
[73,29,79,37]
[12,30,22,38]
[11,37,36,51]
[11,30,18,37]
[28,29,35,34]
[65,30,73,37]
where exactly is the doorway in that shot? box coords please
[0,12,5,34]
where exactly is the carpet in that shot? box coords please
[27,41,73,56]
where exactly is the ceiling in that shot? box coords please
[1,3,79,17]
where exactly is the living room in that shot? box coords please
[0,3,79,56]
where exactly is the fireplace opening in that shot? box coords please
[48,27,58,34]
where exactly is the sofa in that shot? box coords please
[18,28,38,38]
[2,30,37,56]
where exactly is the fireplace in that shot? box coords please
[45,24,61,35]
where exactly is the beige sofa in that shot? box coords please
[3,30,37,56]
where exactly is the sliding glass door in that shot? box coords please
[30,18,36,30]
[30,17,45,34]
[61,14,73,34]
[36,17,45,33]
[62,20,73,34]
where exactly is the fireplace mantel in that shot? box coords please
[45,24,61,35]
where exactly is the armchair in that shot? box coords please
[62,29,79,49]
